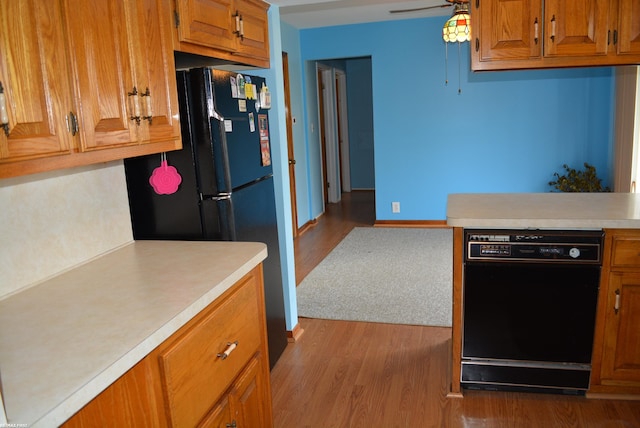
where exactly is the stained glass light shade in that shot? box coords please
[442,4,471,43]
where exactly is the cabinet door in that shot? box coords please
[198,397,233,428]
[63,0,138,150]
[601,272,640,383]
[474,0,542,62]
[128,0,181,144]
[616,0,640,55]
[229,354,272,428]
[0,0,74,162]
[234,0,270,61]
[544,0,610,57]
[174,0,237,52]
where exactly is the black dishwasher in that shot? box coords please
[461,229,603,395]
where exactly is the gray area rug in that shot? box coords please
[296,227,453,327]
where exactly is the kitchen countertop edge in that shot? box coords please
[1,241,268,427]
[446,193,640,229]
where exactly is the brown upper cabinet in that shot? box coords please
[173,0,270,68]
[471,0,640,71]
[0,1,75,168]
[0,0,181,179]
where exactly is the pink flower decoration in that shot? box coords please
[149,160,182,195]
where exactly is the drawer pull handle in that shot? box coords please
[217,341,239,360]
[614,289,621,314]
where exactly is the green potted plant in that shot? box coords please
[549,162,610,192]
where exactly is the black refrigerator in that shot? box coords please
[123,68,287,368]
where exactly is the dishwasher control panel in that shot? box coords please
[465,229,603,263]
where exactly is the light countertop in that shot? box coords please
[447,193,640,229]
[0,240,267,427]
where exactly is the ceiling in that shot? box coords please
[268,0,455,29]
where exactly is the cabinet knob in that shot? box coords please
[217,341,239,360]
[233,12,244,40]
[0,81,10,136]
[66,112,79,136]
[128,87,141,125]
[614,289,621,314]
[140,87,153,125]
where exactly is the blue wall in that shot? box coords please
[346,58,375,189]
[251,8,298,331]
[281,22,310,227]
[290,17,614,221]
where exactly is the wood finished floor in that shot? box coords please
[272,191,640,427]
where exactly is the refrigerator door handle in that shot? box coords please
[201,192,232,201]
[204,68,224,122]
[209,105,224,122]
[203,67,233,193]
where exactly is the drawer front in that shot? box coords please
[160,274,262,427]
[611,237,640,268]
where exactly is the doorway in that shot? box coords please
[315,58,374,210]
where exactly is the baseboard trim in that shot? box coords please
[287,323,305,342]
[297,218,319,236]
[374,220,450,228]
[586,392,640,400]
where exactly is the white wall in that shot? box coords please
[0,161,133,299]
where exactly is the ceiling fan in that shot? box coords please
[389,0,467,15]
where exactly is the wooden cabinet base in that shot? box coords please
[589,229,640,398]
[62,358,164,428]
[62,266,273,427]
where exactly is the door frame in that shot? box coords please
[282,52,299,237]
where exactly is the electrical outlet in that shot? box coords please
[392,202,400,213]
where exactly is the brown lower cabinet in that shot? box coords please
[590,229,640,397]
[62,265,274,427]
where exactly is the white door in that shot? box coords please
[319,67,341,203]
[336,70,351,193]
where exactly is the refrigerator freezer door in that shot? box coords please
[212,70,273,189]
[188,69,227,198]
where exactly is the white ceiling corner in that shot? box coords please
[268,0,454,29]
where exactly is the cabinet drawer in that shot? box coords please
[611,237,640,267]
[159,274,262,427]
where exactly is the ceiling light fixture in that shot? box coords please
[442,1,471,94]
